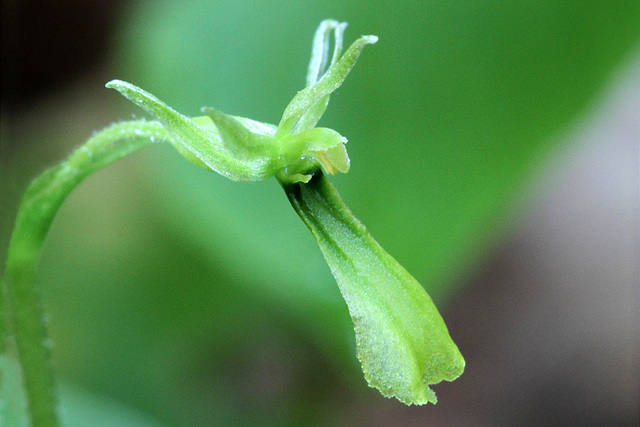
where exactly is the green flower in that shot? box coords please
[107,19,463,405]
[106,20,376,184]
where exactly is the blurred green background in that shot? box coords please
[2,0,639,425]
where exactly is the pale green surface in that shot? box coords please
[0,355,29,427]
[57,381,165,427]
[0,356,164,427]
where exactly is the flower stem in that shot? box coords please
[1,120,171,426]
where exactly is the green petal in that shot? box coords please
[283,173,465,405]
[315,143,350,175]
[278,127,345,157]
[277,34,378,136]
[306,19,347,87]
[297,19,348,134]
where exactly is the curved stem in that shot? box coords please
[1,120,172,426]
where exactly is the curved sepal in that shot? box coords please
[277,34,378,136]
[106,80,275,182]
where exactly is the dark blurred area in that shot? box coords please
[1,0,124,111]
[1,1,639,426]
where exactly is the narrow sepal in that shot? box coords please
[106,80,274,182]
[306,19,348,87]
[278,34,378,136]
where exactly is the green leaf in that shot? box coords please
[283,173,465,405]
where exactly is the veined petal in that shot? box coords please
[283,173,465,405]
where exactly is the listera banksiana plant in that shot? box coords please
[1,20,464,426]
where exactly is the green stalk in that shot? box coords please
[1,120,172,426]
